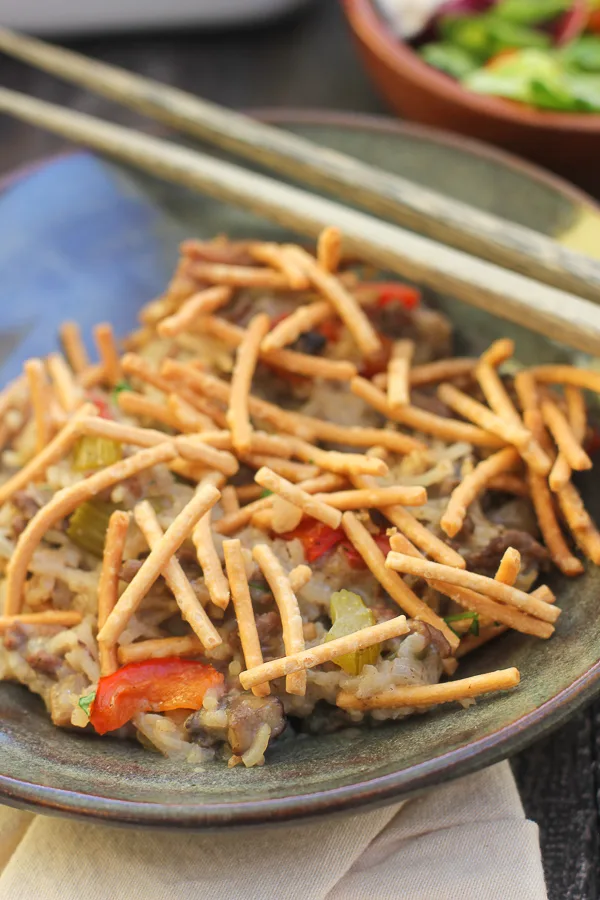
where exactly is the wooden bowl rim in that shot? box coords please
[343,0,600,134]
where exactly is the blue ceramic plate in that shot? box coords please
[1,113,600,828]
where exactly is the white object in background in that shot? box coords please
[377,0,449,38]
[0,0,313,36]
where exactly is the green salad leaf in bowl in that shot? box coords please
[414,0,600,112]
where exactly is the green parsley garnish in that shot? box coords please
[112,380,132,398]
[444,611,480,637]
[78,690,96,717]
[248,581,270,593]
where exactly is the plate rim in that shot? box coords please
[0,112,599,828]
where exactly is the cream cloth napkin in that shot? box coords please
[0,761,546,899]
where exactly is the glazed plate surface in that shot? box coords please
[1,114,600,827]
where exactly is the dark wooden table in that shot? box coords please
[0,2,598,897]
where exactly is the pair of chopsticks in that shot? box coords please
[0,28,600,356]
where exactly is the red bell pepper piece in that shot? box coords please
[89,657,223,735]
[317,318,343,343]
[280,520,392,568]
[86,392,112,420]
[280,519,345,563]
[370,282,421,310]
[340,534,391,569]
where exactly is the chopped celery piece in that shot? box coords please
[72,436,123,471]
[420,43,479,78]
[67,500,118,556]
[325,589,380,676]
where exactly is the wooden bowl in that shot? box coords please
[343,0,600,192]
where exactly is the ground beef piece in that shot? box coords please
[465,530,549,576]
[178,557,203,587]
[370,602,397,624]
[25,649,64,677]
[411,390,453,418]
[12,490,42,520]
[292,330,327,356]
[249,582,273,607]
[10,491,42,537]
[177,546,200,566]
[3,623,27,651]
[255,611,283,658]
[410,308,453,362]
[11,516,28,537]
[226,694,286,755]
[51,582,75,610]
[119,560,143,582]
[449,514,475,542]
[408,619,452,659]
[185,694,286,755]
[185,706,227,748]
[119,475,146,502]
[487,498,539,537]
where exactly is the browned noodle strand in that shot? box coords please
[98,510,131,676]
[5,442,179,615]
[98,487,221,646]
[336,668,520,710]
[351,375,505,449]
[341,511,460,651]
[385,552,560,623]
[4,230,600,763]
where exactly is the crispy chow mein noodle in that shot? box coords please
[549,385,587,492]
[93,323,122,387]
[249,242,309,291]
[24,358,52,454]
[480,338,515,368]
[47,352,81,414]
[252,543,306,696]
[336,668,520,711]
[131,502,223,650]
[223,538,270,698]
[316,226,342,274]
[97,510,130,677]
[59,321,89,374]
[387,338,414,409]
[0,228,597,767]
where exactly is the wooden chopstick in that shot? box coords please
[0,27,599,304]
[1,86,600,357]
